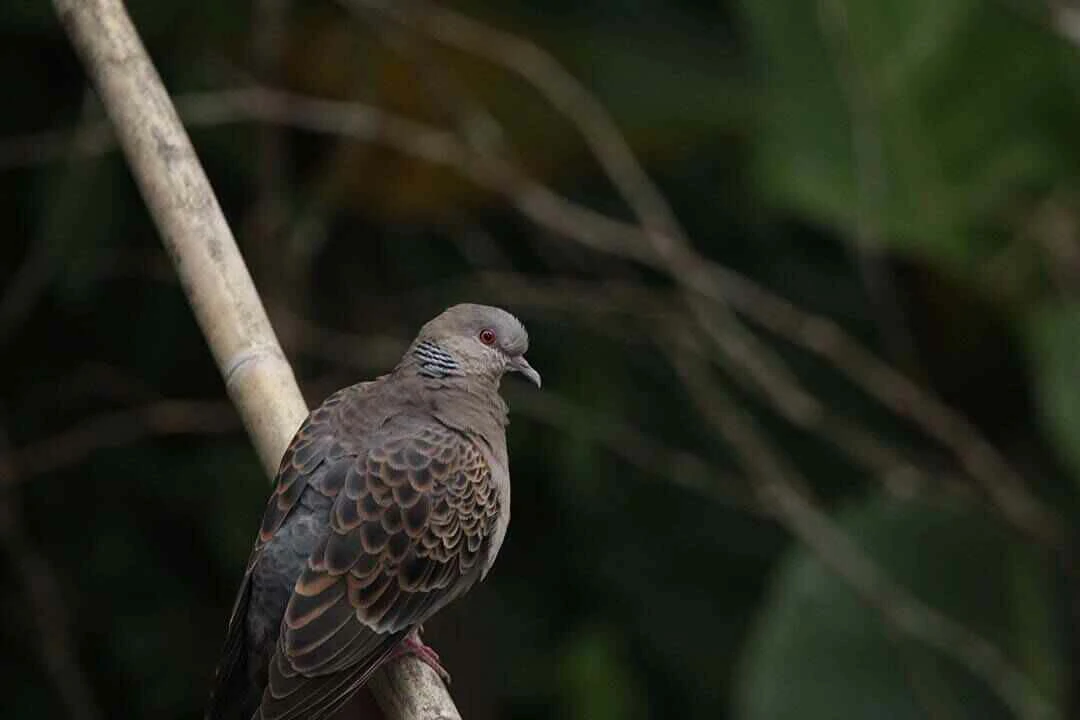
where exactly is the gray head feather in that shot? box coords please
[407,304,540,387]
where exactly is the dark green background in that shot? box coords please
[1,1,1077,718]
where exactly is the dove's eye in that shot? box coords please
[479,328,497,346]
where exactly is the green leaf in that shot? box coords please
[1029,302,1080,490]
[557,625,645,720]
[741,0,1080,273]
[734,495,1062,719]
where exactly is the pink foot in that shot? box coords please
[387,628,451,685]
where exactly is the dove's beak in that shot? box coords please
[510,355,542,388]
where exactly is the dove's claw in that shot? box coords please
[387,629,451,685]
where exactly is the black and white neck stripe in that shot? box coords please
[414,340,462,378]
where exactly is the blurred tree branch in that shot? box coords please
[0,91,101,345]
[0,82,1058,539]
[0,426,101,720]
[9,400,240,480]
[671,353,1054,720]
[0,89,117,720]
[816,0,920,370]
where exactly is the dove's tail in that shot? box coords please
[204,654,260,720]
[205,576,261,720]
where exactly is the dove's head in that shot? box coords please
[409,303,541,388]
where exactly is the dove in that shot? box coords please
[206,304,540,720]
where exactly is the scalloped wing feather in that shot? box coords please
[256,417,500,720]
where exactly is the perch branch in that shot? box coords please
[50,2,305,475]
[49,0,461,718]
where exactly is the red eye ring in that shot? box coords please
[479,328,497,346]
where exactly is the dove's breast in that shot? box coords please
[478,444,511,580]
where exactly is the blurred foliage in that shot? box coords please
[1031,303,1080,492]
[1,1,1080,719]
[737,495,1062,719]
[745,0,1080,277]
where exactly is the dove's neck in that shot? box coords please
[409,340,466,380]
[395,340,510,445]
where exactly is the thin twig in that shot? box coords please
[0,92,103,345]
[817,0,920,370]
[355,4,508,159]
[671,354,1055,720]
[347,0,690,251]
[9,400,240,482]
[512,390,766,516]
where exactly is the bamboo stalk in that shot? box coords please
[51,1,462,718]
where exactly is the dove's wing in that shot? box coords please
[206,388,356,720]
[258,415,501,720]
